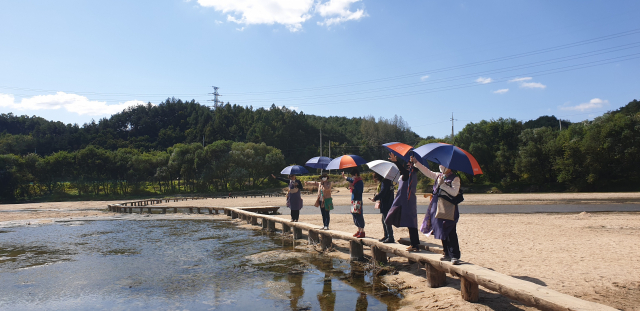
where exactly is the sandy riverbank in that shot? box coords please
[1,192,639,310]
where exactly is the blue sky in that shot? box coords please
[1,0,639,139]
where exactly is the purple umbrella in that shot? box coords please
[305,156,333,169]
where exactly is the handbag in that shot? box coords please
[314,195,321,207]
[350,200,362,214]
[435,189,456,220]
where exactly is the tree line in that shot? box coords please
[0,98,638,201]
[0,141,286,200]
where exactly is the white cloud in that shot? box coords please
[289,106,300,111]
[420,75,429,81]
[520,82,546,89]
[559,98,609,112]
[196,0,366,31]
[0,92,149,116]
[493,89,509,94]
[475,77,492,84]
[507,76,546,89]
[508,77,532,83]
[316,0,367,26]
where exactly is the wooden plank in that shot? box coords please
[398,237,444,254]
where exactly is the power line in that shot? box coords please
[223,28,640,96]
[230,42,640,104]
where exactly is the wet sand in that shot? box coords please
[1,192,639,310]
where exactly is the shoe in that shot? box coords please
[383,238,395,243]
[355,232,365,238]
[378,237,387,242]
[353,232,359,237]
[406,246,419,252]
[440,255,451,262]
[323,226,328,230]
[451,258,461,265]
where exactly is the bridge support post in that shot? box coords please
[320,233,332,250]
[372,246,387,265]
[251,216,258,226]
[261,218,268,230]
[267,220,276,232]
[293,227,303,239]
[426,262,446,288]
[162,208,167,214]
[461,277,479,302]
[282,223,291,233]
[350,240,364,261]
[231,211,238,219]
[308,229,319,244]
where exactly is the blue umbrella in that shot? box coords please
[325,155,367,170]
[280,165,309,175]
[305,156,333,169]
[413,143,483,175]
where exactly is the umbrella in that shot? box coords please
[304,156,333,169]
[280,165,309,175]
[382,142,415,162]
[325,155,367,170]
[413,143,483,175]
[366,160,400,182]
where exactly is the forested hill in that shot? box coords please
[0,98,638,201]
[0,98,422,165]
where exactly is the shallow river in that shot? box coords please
[0,219,402,310]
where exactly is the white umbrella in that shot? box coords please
[366,160,400,182]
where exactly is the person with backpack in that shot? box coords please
[410,156,462,265]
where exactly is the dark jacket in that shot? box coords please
[276,177,302,190]
[373,179,394,214]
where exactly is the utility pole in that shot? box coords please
[559,119,562,131]
[320,129,322,157]
[319,129,323,174]
[450,113,457,144]
[208,86,222,108]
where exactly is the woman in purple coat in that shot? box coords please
[271,174,303,222]
[410,156,462,265]
[385,153,420,251]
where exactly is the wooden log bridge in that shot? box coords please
[107,204,279,216]
[217,207,616,311]
[117,197,208,207]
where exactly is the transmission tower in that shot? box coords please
[208,86,223,108]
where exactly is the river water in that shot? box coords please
[0,219,402,310]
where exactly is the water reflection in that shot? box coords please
[318,274,336,311]
[0,220,402,310]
